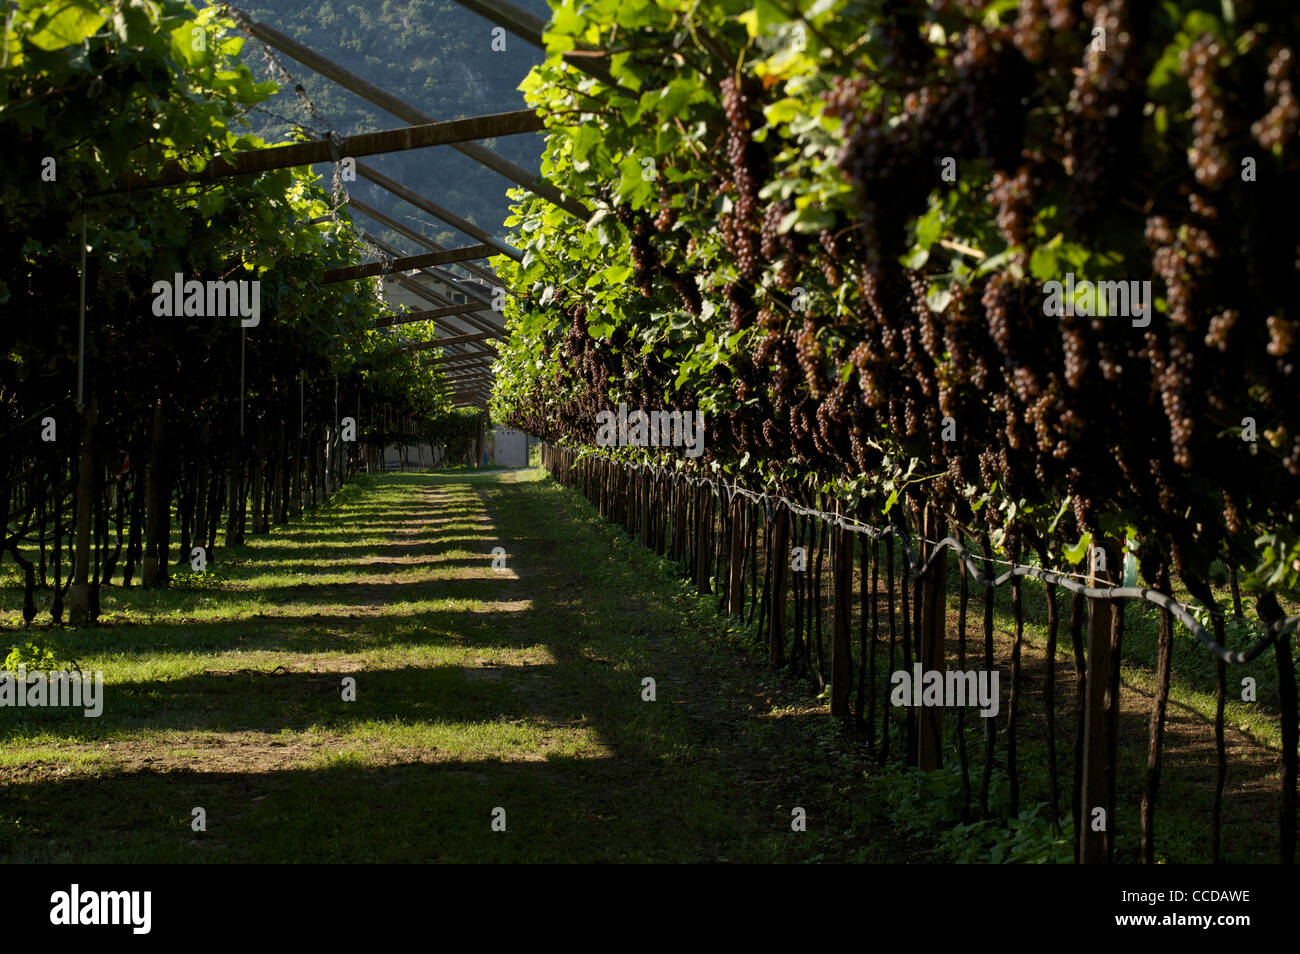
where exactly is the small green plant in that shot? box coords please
[167,566,225,588]
[4,639,79,674]
[859,762,1072,863]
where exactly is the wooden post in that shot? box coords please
[917,508,947,770]
[727,497,745,615]
[696,485,712,594]
[68,399,98,624]
[642,472,653,549]
[251,422,266,534]
[770,505,790,668]
[1080,539,1116,863]
[831,519,853,718]
[142,399,170,588]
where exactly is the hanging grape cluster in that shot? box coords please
[499,0,1300,591]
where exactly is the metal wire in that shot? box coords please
[574,451,1300,664]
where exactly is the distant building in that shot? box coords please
[486,427,527,467]
[381,271,491,310]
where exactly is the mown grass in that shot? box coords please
[0,468,915,863]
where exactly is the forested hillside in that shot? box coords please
[227,0,551,249]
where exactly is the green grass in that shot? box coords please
[0,468,921,863]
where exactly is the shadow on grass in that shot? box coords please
[0,471,860,864]
[0,753,778,863]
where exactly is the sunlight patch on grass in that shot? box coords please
[316,717,609,763]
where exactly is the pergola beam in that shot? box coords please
[111,111,543,194]
[350,196,505,293]
[408,332,493,349]
[323,244,493,283]
[377,305,495,330]
[235,12,589,219]
[427,350,497,365]
[357,162,521,261]
[433,361,496,376]
[393,275,507,342]
[448,0,615,86]
[399,333,495,351]
[361,231,505,337]
[435,367,494,382]
[363,231,465,306]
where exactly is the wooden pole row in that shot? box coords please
[535,446,1299,866]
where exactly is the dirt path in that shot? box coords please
[1,469,923,863]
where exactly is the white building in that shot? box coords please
[486,427,528,467]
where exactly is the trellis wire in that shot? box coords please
[542,444,1300,863]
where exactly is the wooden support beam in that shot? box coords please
[351,197,504,291]
[377,303,495,330]
[434,367,494,381]
[322,244,493,283]
[432,361,496,377]
[1080,540,1118,863]
[363,232,469,312]
[769,505,790,668]
[356,162,521,261]
[448,0,615,86]
[726,498,745,616]
[428,351,496,364]
[361,231,506,335]
[441,374,493,387]
[111,111,543,194]
[236,13,589,219]
[917,507,947,769]
[831,519,855,721]
[399,333,494,351]
[393,275,506,341]
[404,332,492,350]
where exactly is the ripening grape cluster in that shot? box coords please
[504,0,1300,586]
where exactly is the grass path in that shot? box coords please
[0,467,912,863]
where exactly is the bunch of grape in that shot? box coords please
[1181,36,1231,188]
[1064,1,1141,225]
[720,76,766,282]
[1253,46,1299,149]
[1013,0,1048,63]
